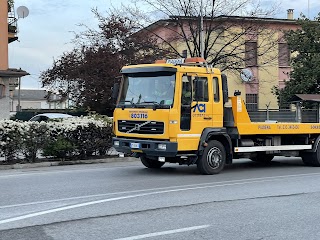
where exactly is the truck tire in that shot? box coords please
[301,149,320,167]
[140,155,165,168]
[250,153,274,163]
[197,140,226,175]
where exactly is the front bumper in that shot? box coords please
[113,137,178,157]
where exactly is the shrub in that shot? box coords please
[43,137,75,160]
[60,116,112,157]
[0,115,113,163]
[21,122,49,162]
[0,120,24,163]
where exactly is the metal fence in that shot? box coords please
[248,109,319,123]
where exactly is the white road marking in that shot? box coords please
[1,172,320,224]
[113,225,210,240]
[1,172,320,210]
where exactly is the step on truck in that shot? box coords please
[112,57,320,174]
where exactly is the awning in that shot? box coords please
[0,68,29,78]
[289,94,320,103]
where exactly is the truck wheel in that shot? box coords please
[197,140,226,175]
[140,156,165,168]
[301,153,313,166]
[250,153,274,163]
[301,149,320,167]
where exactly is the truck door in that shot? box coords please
[179,74,217,150]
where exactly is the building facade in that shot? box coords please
[141,10,299,110]
[10,89,68,112]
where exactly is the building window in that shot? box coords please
[182,49,187,58]
[245,41,257,67]
[246,93,258,111]
[0,84,4,99]
[278,43,290,67]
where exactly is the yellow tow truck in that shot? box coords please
[112,57,320,174]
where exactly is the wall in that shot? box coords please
[0,0,8,70]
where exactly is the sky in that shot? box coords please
[8,0,320,89]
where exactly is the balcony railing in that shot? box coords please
[8,18,17,33]
[248,109,319,123]
[7,3,18,43]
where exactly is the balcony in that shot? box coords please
[8,4,18,43]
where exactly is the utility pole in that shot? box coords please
[200,0,204,59]
[17,77,21,111]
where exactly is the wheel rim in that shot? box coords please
[207,147,222,169]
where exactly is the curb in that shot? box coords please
[0,157,138,170]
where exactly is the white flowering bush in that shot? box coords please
[0,120,24,162]
[0,115,113,163]
[21,122,49,162]
[43,116,113,159]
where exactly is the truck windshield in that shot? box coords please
[118,71,176,108]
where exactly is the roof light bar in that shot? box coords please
[185,57,206,63]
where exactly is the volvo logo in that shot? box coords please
[135,124,141,131]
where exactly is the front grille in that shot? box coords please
[118,120,164,134]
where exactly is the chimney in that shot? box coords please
[287,9,294,20]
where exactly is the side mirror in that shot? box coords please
[222,74,228,104]
[112,83,120,100]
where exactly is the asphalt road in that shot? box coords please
[1,157,320,240]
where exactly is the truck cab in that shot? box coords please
[113,58,230,172]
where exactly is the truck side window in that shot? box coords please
[213,77,220,102]
[181,75,192,105]
[193,77,208,102]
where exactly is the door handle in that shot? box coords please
[203,117,212,120]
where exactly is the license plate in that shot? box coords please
[130,142,140,149]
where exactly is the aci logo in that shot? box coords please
[193,104,206,113]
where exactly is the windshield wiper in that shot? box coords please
[118,98,137,109]
[119,100,132,103]
[138,101,161,110]
[139,101,159,104]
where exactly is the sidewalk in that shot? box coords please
[0,156,138,170]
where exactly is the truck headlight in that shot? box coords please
[158,143,166,150]
[114,141,120,147]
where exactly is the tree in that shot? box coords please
[40,11,170,114]
[7,0,14,11]
[273,14,320,107]
[122,0,280,71]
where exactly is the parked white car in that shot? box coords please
[29,113,73,122]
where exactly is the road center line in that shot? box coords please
[1,172,320,210]
[113,225,210,240]
[0,173,319,225]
